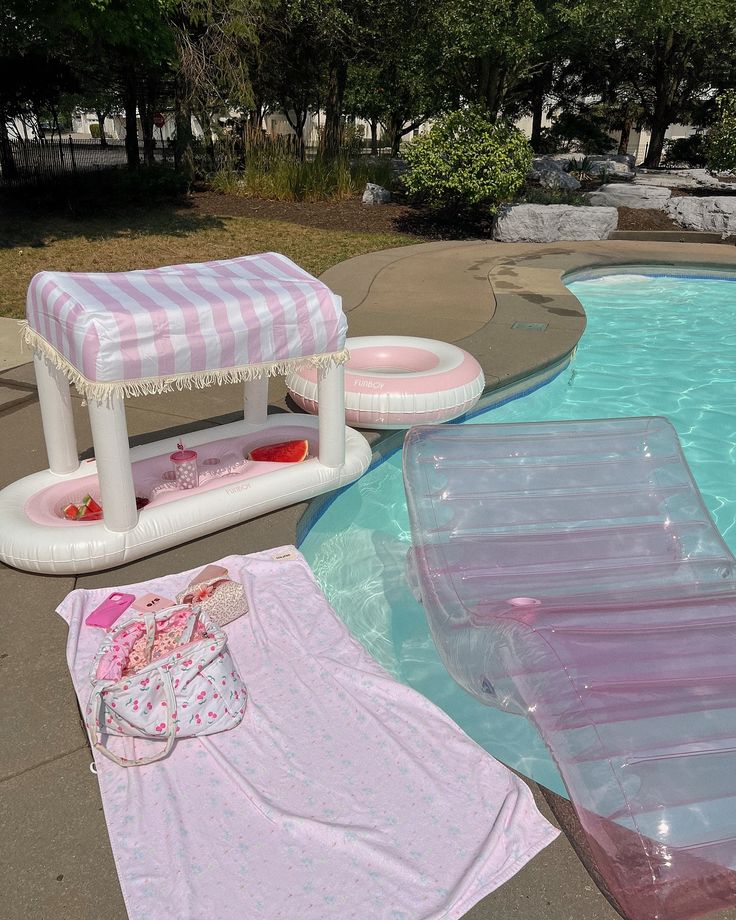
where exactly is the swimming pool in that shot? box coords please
[300,265,736,796]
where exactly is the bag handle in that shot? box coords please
[86,669,178,768]
[141,603,200,666]
[179,603,201,644]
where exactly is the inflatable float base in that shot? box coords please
[0,415,371,574]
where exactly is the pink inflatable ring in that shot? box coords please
[286,335,485,429]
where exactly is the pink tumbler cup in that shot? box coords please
[170,447,199,490]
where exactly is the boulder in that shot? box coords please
[589,153,636,170]
[664,196,736,237]
[587,183,671,209]
[588,159,635,180]
[688,169,736,190]
[539,169,581,190]
[528,157,581,189]
[547,152,636,170]
[362,183,391,205]
[493,204,618,242]
[547,153,580,168]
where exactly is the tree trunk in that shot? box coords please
[530,62,553,152]
[477,55,503,117]
[370,118,378,156]
[618,118,632,156]
[322,59,348,159]
[139,76,159,167]
[644,117,669,168]
[95,108,108,147]
[389,114,403,157]
[643,29,676,168]
[123,71,139,170]
[140,108,156,167]
[173,74,194,178]
[284,105,308,160]
[0,116,17,179]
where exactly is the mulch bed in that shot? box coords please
[192,188,695,238]
[190,189,486,240]
[615,206,682,231]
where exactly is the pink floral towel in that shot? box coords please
[58,548,558,920]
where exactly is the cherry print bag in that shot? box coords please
[85,604,247,767]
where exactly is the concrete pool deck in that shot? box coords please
[2,239,736,920]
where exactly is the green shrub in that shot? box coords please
[708,92,736,173]
[89,123,101,139]
[664,134,708,167]
[401,108,532,213]
[566,156,594,179]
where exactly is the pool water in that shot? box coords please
[300,267,736,796]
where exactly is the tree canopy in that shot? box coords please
[2,0,736,169]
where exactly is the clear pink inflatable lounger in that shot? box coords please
[403,417,736,920]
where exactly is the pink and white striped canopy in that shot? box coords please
[24,252,348,397]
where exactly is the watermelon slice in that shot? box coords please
[78,506,102,521]
[248,439,309,463]
[63,503,79,520]
[83,494,102,514]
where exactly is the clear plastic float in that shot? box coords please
[404,417,736,920]
[0,252,371,574]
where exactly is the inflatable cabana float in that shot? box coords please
[0,253,371,574]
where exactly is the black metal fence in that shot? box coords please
[0,137,172,188]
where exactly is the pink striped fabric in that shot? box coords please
[25,253,347,388]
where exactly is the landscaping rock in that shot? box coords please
[590,153,636,169]
[588,159,636,180]
[362,183,391,205]
[664,196,736,237]
[493,204,618,242]
[539,168,581,190]
[528,157,580,188]
[587,183,671,209]
[549,152,636,170]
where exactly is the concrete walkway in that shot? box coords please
[3,239,736,920]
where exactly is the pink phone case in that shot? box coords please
[85,592,135,629]
[131,593,176,614]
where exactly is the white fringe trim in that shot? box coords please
[21,322,349,401]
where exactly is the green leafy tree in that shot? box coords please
[564,0,736,167]
[402,108,532,212]
[167,0,262,173]
[436,0,542,117]
[708,91,736,173]
[248,3,327,159]
[343,0,444,156]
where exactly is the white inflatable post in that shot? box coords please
[34,353,79,474]
[318,363,345,468]
[243,375,269,426]
[87,396,138,532]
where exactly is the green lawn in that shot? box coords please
[0,203,414,319]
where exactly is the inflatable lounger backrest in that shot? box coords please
[403,417,736,920]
